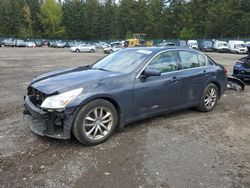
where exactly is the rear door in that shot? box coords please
[178,50,210,105]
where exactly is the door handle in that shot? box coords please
[202,70,209,76]
[171,76,178,82]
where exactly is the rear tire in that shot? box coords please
[198,83,219,112]
[73,99,118,146]
[90,49,95,53]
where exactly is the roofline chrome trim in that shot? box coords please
[136,48,208,79]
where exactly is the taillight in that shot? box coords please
[224,67,228,75]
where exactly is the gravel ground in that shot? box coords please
[0,47,249,188]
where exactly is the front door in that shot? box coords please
[133,50,183,116]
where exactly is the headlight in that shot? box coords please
[41,88,83,110]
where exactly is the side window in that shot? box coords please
[197,54,207,66]
[147,51,178,73]
[179,51,200,69]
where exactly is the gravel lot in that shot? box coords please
[0,47,249,188]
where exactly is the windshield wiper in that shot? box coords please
[92,67,110,72]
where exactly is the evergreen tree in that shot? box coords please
[0,0,250,39]
[0,0,24,37]
[24,0,43,38]
[40,0,65,38]
[62,0,86,39]
[84,0,100,40]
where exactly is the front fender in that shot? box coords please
[66,93,130,128]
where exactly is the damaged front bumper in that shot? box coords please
[23,96,76,139]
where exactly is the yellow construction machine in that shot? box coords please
[124,33,153,47]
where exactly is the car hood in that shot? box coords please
[31,66,120,94]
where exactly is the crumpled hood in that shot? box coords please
[31,66,120,94]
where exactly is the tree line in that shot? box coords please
[0,0,250,40]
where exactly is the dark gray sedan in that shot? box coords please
[24,47,227,145]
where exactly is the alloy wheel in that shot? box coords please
[204,88,217,109]
[83,107,113,140]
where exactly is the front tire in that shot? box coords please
[73,99,118,145]
[198,83,219,112]
[75,49,80,53]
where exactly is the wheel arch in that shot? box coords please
[75,95,122,127]
[210,81,221,97]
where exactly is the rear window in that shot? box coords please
[197,54,207,66]
[179,51,200,69]
[179,51,207,69]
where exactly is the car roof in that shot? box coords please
[127,46,197,54]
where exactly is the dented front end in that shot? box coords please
[23,87,76,139]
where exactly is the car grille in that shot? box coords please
[28,87,47,108]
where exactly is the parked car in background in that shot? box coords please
[15,39,27,47]
[98,42,109,49]
[176,40,187,47]
[233,44,250,81]
[24,47,227,145]
[48,41,56,48]
[187,40,198,49]
[104,42,122,54]
[228,40,247,54]
[70,44,96,53]
[35,40,43,47]
[3,38,15,47]
[65,41,74,48]
[246,41,250,46]
[26,41,36,48]
[213,40,229,53]
[55,41,66,48]
[158,42,176,47]
[199,40,213,52]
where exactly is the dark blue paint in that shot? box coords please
[233,45,250,80]
[27,47,227,135]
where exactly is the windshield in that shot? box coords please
[92,49,150,73]
[190,43,197,46]
[219,43,227,47]
[110,43,120,47]
[236,44,245,48]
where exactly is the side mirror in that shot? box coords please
[142,68,161,77]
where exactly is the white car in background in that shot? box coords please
[104,42,123,54]
[187,40,198,49]
[26,41,36,48]
[213,40,229,53]
[70,44,96,53]
[228,40,247,54]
